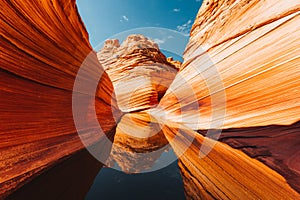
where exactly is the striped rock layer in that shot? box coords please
[156,0,300,199]
[1,0,300,199]
[0,0,118,197]
[98,35,179,112]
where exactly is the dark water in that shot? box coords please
[7,149,185,200]
[86,161,185,200]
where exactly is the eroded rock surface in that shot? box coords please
[1,0,300,199]
[156,0,300,199]
[218,121,300,193]
[0,0,118,197]
[147,0,300,199]
[162,127,300,200]
[98,35,179,112]
[159,0,300,129]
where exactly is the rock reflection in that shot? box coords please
[102,112,300,199]
[106,112,171,173]
[162,124,300,199]
[8,114,300,200]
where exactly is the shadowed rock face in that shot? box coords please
[5,149,103,200]
[217,121,300,193]
[0,0,119,198]
[98,35,179,112]
[1,0,300,199]
[163,127,300,200]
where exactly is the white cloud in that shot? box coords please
[167,35,174,39]
[176,19,193,35]
[196,0,202,2]
[123,15,129,21]
[153,38,166,45]
[173,8,180,12]
[120,15,129,22]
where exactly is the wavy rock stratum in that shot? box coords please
[0,0,119,197]
[158,0,300,198]
[159,0,300,129]
[0,0,300,199]
[98,35,179,112]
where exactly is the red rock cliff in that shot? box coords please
[0,0,118,197]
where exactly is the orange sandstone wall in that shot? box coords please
[160,0,300,129]
[0,0,117,197]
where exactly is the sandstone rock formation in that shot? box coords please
[98,35,179,112]
[97,35,180,173]
[159,0,300,129]
[1,0,300,199]
[0,0,119,198]
[156,0,300,199]
[162,127,300,199]
[218,121,300,193]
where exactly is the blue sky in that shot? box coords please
[77,0,203,50]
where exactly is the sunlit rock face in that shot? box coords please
[157,0,300,199]
[1,0,300,199]
[98,35,179,112]
[159,0,300,129]
[167,57,181,69]
[0,0,118,197]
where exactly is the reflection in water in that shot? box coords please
[8,112,300,199]
[163,123,300,199]
[105,112,177,173]
[85,112,186,200]
[7,113,186,200]
[86,161,185,200]
[7,149,103,200]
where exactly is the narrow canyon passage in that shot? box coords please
[0,0,300,199]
